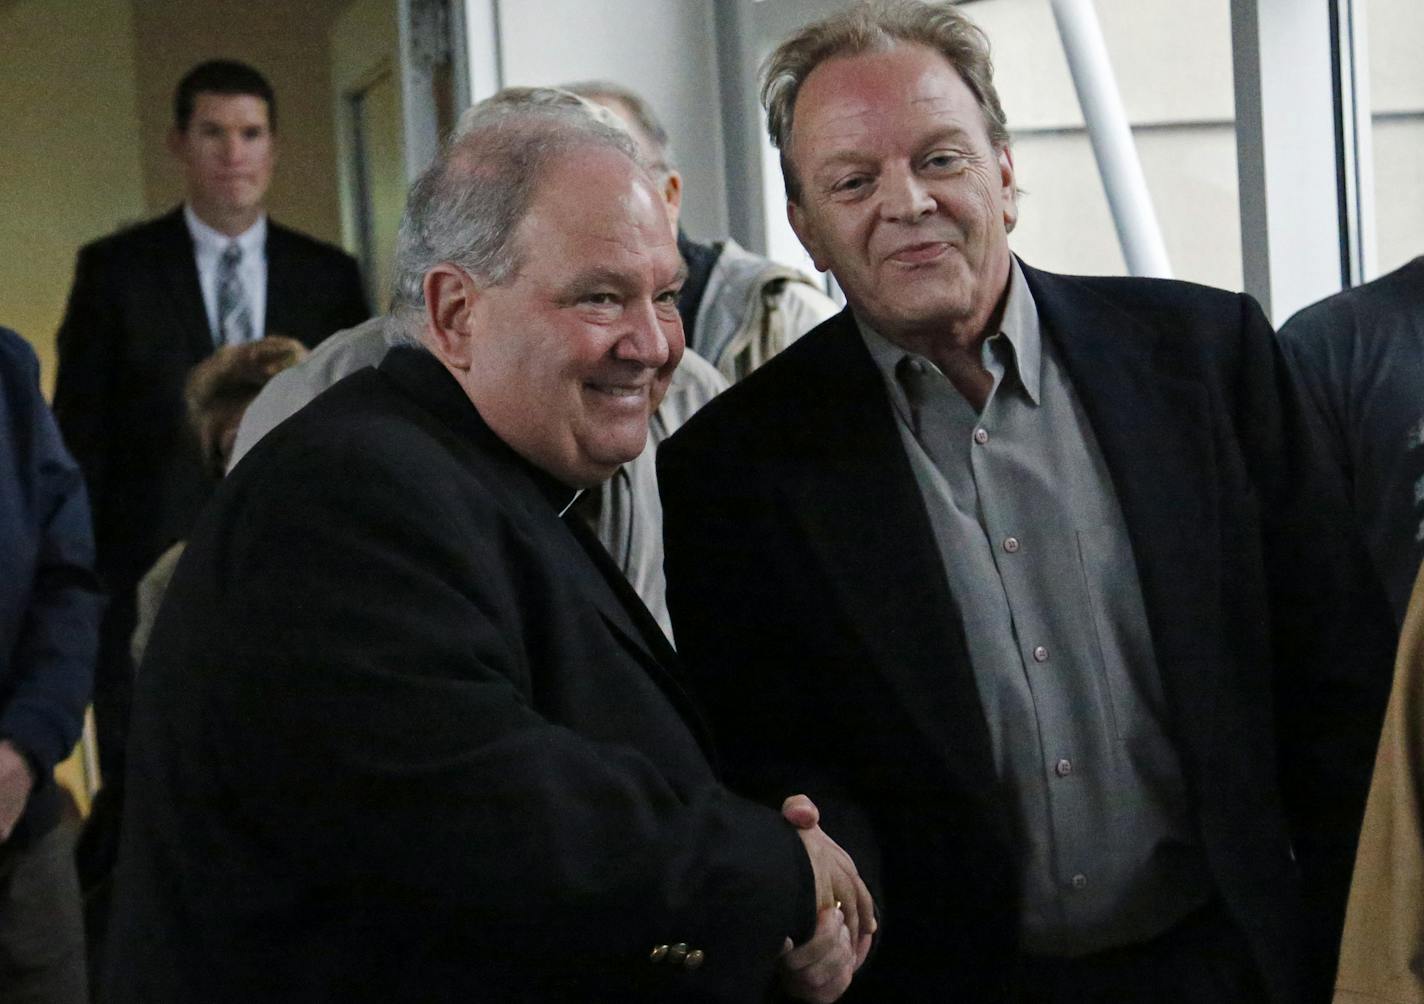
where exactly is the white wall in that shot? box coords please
[496,0,730,242]
[1365,0,1424,276]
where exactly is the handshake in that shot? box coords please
[779,794,877,1004]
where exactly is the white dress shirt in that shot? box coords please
[184,204,268,343]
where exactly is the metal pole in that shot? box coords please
[1048,0,1173,279]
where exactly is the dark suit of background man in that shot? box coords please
[106,89,874,1003]
[1278,255,1424,629]
[52,60,368,789]
[658,3,1396,1001]
[0,326,102,1003]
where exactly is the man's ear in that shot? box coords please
[422,264,478,370]
[662,170,683,231]
[788,200,827,272]
[998,145,1019,234]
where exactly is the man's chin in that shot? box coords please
[583,431,650,473]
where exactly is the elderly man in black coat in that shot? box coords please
[104,90,873,1003]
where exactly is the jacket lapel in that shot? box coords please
[779,314,996,786]
[1021,263,1225,739]
[155,207,214,359]
[559,513,720,764]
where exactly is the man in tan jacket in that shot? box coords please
[1336,564,1424,1003]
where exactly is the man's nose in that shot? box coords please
[615,299,674,369]
[220,133,242,162]
[881,167,935,224]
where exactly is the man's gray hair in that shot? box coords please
[762,0,1010,202]
[561,80,676,178]
[388,86,641,344]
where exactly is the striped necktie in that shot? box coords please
[217,242,253,345]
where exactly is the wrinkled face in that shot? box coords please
[786,44,1017,346]
[172,92,275,225]
[463,148,686,487]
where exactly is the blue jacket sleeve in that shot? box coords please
[0,327,104,773]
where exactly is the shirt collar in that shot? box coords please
[183,203,267,258]
[857,255,1042,406]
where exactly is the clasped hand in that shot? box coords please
[777,793,876,1003]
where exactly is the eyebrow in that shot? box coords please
[564,261,689,294]
[813,126,979,171]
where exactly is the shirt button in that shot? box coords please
[1003,536,1020,553]
[1071,874,1088,890]
[684,948,706,970]
[1054,758,1073,777]
[973,428,989,445]
[1033,645,1049,663]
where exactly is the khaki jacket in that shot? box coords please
[1336,563,1424,1002]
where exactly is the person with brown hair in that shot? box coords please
[129,336,308,666]
[53,59,368,801]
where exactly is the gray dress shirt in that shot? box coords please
[859,259,1211,957]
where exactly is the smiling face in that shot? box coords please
[456,147,686,487]
[170,92,275,234]
[786,43,1017,350]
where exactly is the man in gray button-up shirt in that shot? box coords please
[659,3,1396,1002]
[862,259,1210,958]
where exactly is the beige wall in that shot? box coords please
[0,0,356,391]
[331,0,405,311]
[0,0,148,387]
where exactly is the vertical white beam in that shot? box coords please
[1232,0,1345,324]
[462,0,502,103]
[1338,0,1377,282]
[1049,0,1173,279]
[713,0,768,253]
[396,0,438,183]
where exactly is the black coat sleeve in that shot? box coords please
[657,427,883,909]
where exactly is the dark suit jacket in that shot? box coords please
[1279,256,1424,626]
[104,347,814,1003]
[658,263,1397,1002]
[52,206,368,771]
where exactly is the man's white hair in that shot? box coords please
[387,86,643,346]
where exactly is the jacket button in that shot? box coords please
[649,944,668,963]
[684,948,705,970]
[667,943,688,965]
